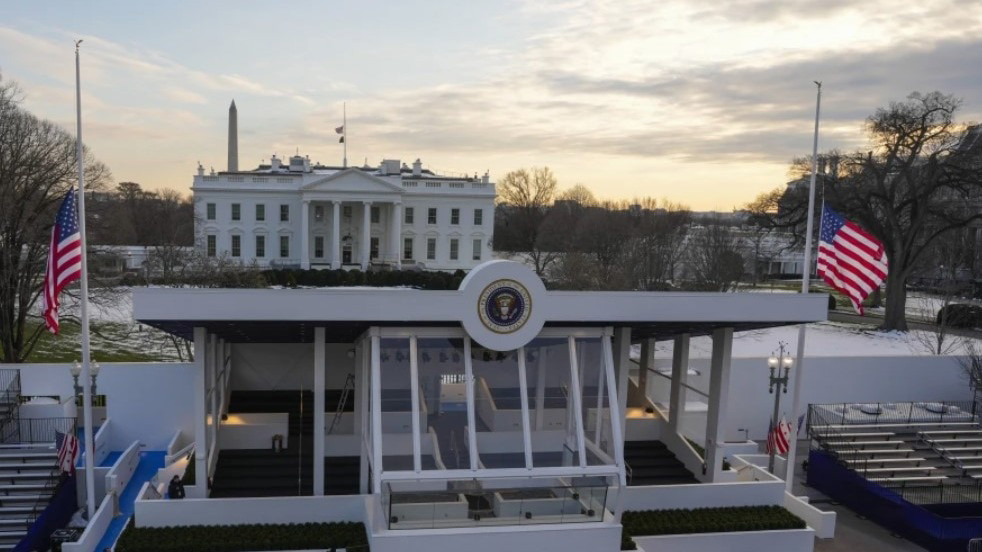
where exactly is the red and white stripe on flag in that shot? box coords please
[57,432,79,474]
[766,416,791,455]
[40,188,83,334]
[816,207,888,315]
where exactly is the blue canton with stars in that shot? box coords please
[820,207,846,244]
[55,188,79,242]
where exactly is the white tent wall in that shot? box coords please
[648,355,973,442]
[6,362,195,451]
[229,343,355,390]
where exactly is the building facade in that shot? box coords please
[193,102,495,271]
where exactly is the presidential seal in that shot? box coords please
[478,279,531,334]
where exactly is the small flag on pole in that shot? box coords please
[816,207,888,315]
[55,429,79,474]
[766,416,791,455]
[41,188,83,334]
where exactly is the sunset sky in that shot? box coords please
[2,0,981,210]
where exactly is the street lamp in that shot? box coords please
[767,342,794,473]
[69,360,100,402]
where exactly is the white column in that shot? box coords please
[516,347,534,470]
[614,329,631,428]
[705,327,733,482]
[209,334,219,478]
[313,327,325,496]
[463,338,478,470]
[358,337,370,494]
[409,337,422,472]
[370,331,383,493]
[638,339,651,404]
[669,334,690,433]
[192,327,208,498]
[361,201,372,270]
[391,203,402,269]
[301,200,310,269]
[331,201,341,269]
[567,336,588,467]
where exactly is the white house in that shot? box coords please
[193,101,496,271]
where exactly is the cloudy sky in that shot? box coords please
[1,0,980,210]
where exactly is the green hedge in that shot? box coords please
[116,520,369,552]
[261,268,466,290]
[621,505,806,549]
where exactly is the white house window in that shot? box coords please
[450,238,459,260]
[404,207,414,224]
[315,236,324,258]
[280,204,290,222]
[255,204,265,221]
[451,208,460,225]
[370,237,380,260]
[426,238,436,260]
[280,235,289,258]
[343,205,352,218]
[255,235,265,258]
[371,206,381,224]
[474,208,483,226]
[427,208,437,225]
[314,205,324,222]
[206,235,216,257]
[403,237,413,260]
[231,203,241,221]
[206,203,216,220]
[231,235,241,257]
[472,238,482,261]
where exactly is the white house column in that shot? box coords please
[301,200,311,269]
[669,334,690,433]
[705,327,733,482]
[390,203,402,268]
[192,327,208,498]
[331,201,341,269]
[313,327,326,495]
[361,201,372,270]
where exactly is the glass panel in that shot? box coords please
[471,344,524,469]
[380,338,416,472]
[417,338,467,470]
[523,338,576,468]
[576,337,615,465]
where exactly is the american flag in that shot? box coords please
[816,207,888,315]
[55,429,79,474]
[766,416,791,455]
[41,188,83,334]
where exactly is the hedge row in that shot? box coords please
[261,268,467,290]
[621,505,806,549]
[115,520,368,552]
[937,303,982,329]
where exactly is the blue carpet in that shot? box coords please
[93,451,165,551]
[100,451,121,468]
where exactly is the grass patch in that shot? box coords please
[3,319,184,363]
[116,520,369,552]
[621,505,806,549]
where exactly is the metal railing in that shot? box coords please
[809,401,978,428]
[0,369,21,443]
[13,417,79,444]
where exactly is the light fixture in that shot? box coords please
[70,361,82,378]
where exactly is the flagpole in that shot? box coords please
[342,102,347,169]
[784,81,821,493]
[74,39,97,519]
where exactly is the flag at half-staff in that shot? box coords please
[816,207,888,315]
[41,187,83,334]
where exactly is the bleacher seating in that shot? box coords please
[0,444,61,551]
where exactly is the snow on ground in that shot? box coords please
[635,321,982,360]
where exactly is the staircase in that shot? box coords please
[624,440,699,486]
[211,390,358,497]
[0,445,60,550]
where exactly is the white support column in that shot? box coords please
[603,329,626,484]
[370,331,383,493]
[391,203,402,269]
[409,337,422,473]
[669,334,690,433]
[637,339,651,405]
[535,353,547,430]
[331,201,341,269]
[705,327,733,482]
[567,337,588,468]
[516,347,534,470]
[463,338,478,471]
[358,337,370,494]
[361,201,372,270]
[192,327,208,498]
[301,200,311,269]
[313,327,326,496]
[209,334,219,478]
[613,328,631,430]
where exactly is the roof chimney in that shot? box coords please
[228,100,238,172]
[412,158,422,177]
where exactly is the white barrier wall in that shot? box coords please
[370,523,621,552]
[93,419,112,467]
[106,441,141,502]
[650,355,973,441]
[134,494,368,527]
[633,528,815,552]
[7,362,195,451]
[61,494,115,552]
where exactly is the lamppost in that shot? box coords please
[70,360,100,403]
[767,342,794,473]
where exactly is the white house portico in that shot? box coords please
[193,102,495,271]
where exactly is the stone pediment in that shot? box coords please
[301,169,404,194]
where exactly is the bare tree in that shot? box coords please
[627,198,691,289]
[686,216,745,292]
[0,76,111,362]
[494,167,559,275]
